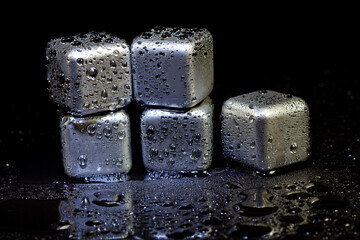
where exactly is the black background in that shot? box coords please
[1,4,359,179]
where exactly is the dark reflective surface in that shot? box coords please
[1,155,359,239]
[2,9,360,240]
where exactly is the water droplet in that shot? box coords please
[103,126,112,137]
[85,219,103,227]
[305,182,332,192]
[310,196,348,209]
[92,191,125,207]
[233,188,278,217]
[87,124,96,135]
[193,133,201,142]
[161,124,168,133]
[290,143,298,153]
[111,85,118,91]
[86,67,98,80]
[109,60,117,67]
[117,130,126,140]
[101,89,108,99]
[249,115,255,123]
[222,182,241,189]
[146,125,155,139]
[112,122,119,129]
[83,102,90,109]
[78,155,87,169]
[282,191,311,200]
[76,58,84,65]
[191,148,202,160]
[96,133,102,139]
[116,158,123,167]
[167,158,175,166]
[81,196,91,208]
[149,147,159,158]
[169,143,176,152]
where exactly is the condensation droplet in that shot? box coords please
[86,67,98,80]
[191,148,202,160]
[103,126,112,137]
[101,89,108,99]
[149,147,159,158]
[116,158,123,167]
[290,143,298,153]
[167,158,175,166]
[78,154,87,168]
[87,124,96,135]
[83,102,90,110]
[118,130,126,140]
[193,133,201,142]
[146,125,155,138]
[249,115,255,123]
[81,197,91,208]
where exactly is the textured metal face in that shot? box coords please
[46,32,132,116]
[221,90,310,171]
[131,26,214,108]
[140,97,213,171]
[60,110,132,177]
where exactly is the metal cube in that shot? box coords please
[60,110,132,177]
[140,97,213,171]
[131,26,214,108]
[221,90,311,171]
[46,31,132,116]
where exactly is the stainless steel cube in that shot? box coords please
[140,97,213,171]
[60,110,132,177]
[131,26,214,108]
[46,32,132,116]
[221,90,311,171]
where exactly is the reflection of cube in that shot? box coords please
[140,97,213,171]
[58,185,133,238]
[221,90,311,171]
[46,32,132,116]
[60,110,132,177]
[131,26,213,108]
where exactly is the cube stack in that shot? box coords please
[46,27,311,178]
[131,27,214,171]
[46,32,133,177]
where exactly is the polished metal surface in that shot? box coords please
[131,26,214,108]
[221,90,310,171]
[46,32,132,116]
[140,97,214,171]
[60,110,132,177]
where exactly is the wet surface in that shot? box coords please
[1,148,359,239]
[2,13,360,240]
